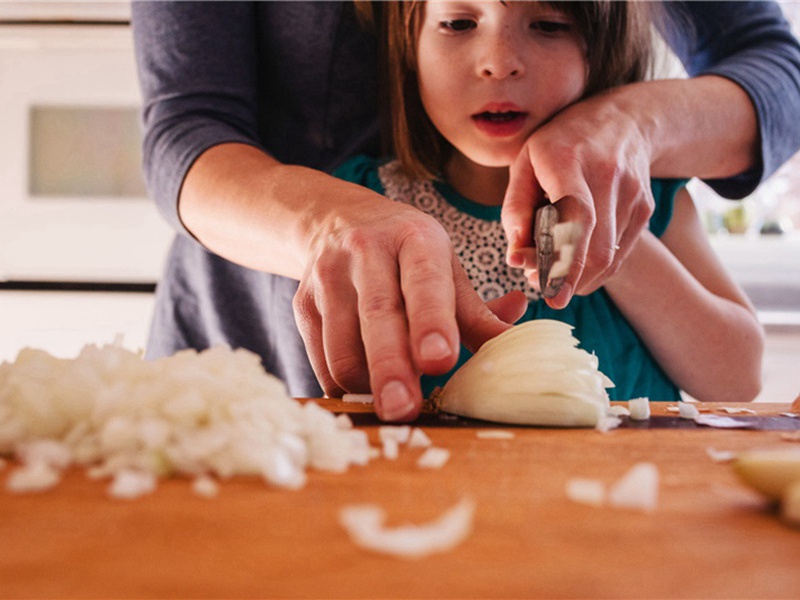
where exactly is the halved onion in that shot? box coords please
[432,320,613,427]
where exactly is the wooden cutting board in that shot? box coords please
[1,402,799,599]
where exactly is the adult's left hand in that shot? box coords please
[501,90,656,308]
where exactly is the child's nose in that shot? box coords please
[478,34,525,80]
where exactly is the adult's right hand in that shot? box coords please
[501,87,657,308]
[293,189,523,422]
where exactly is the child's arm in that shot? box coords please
[602,187,764,402]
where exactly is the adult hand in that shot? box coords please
[502,90,655,308]
[293,195,524,422]
[180,145,524,424]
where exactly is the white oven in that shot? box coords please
[0,15,173,361]
[0,22,171,284]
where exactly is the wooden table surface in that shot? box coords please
[1,401,799,599]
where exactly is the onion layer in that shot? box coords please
[433,320,614,427]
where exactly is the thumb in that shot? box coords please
[486,290,528,324]
[502,148,546,266]
[453,265,514,354]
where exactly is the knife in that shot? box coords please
[534,204,562,299]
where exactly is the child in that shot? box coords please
[335,0,764,402]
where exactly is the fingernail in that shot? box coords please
[508,252,523,268]
[420,332,452,362]
[379,380,416,421]
[552,281,573,304]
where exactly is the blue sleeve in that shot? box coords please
[131,1,264,236]
[661,2,800,199]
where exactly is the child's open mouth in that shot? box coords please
[471,110,527,136]
[474,110,524,123]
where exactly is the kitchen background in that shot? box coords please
[0,1,798,403]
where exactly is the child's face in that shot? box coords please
[417,0,588,170]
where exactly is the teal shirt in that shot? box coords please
[335,156,685,402]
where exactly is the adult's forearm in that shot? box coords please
[618,76,759,181]
[179,143,375,280]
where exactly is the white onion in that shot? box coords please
[416,447,451,469]
[339,498,475,559]
[408,428,433,448]
[434,320,614,427]
[475,430,515,440]
[0,343,374,496]
[628,397,651,421]
[192,475,220,498]
[566,478,606,507]
[382,438,399,460]
[379,426,411,445]
[108,469,156,500]
[608,462,659,512]
[679,403,699,420]
[6,461,61,493]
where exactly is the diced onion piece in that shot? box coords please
[408,428,433,448]
[382,438,399,461]
[608,405,630,417]
[108,470,157,500]
[553,221,581,249]
[416,447,451,469]
[339,498,475,559]
[475,430,515,440]
[706,447,737,463]
[595,415,621,433]
[694,415,755,429]
[342,394,374,404]
[608,462,659,512]
[14,440,72,470]
[335,414,353,430]
[628,397,651,421]
[435,320,613,427]
[379,426,411,445]
[6,462,61,493]
[549,243,575,280]
[720,407,756,415]
[679,402,699,419]
[192,475,220,498]
[566,478,606,507]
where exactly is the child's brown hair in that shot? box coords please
[371,1,659,181]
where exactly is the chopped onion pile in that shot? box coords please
[433,320,614,427]
[339,498,475,559]
[0,344,371,497]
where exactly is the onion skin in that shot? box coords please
[434,320,613,427]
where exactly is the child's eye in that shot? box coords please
[530,20,571,34]
[439,19,477,33]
